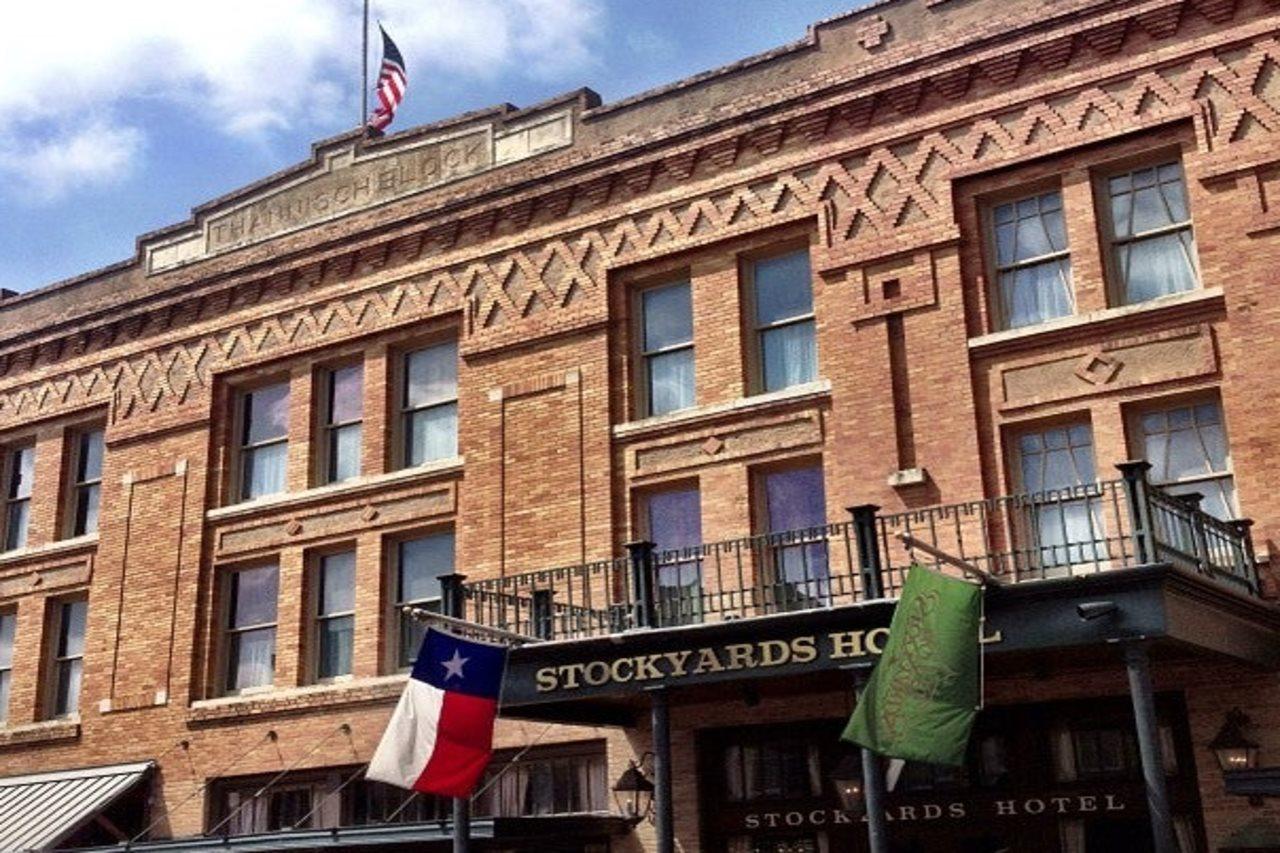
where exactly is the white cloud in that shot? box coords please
[0,0,601,201]
[0,120,145,203]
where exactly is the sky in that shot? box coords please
[0,0,860,295]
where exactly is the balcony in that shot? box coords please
[456,462,1260,643]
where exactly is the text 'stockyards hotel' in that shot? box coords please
[2,0,1280,850]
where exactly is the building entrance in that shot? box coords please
[697,695,1204,853]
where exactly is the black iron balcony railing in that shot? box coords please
[456,461,1260,642]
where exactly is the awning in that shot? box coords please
[0,761,154,852]
[79,815,634,851]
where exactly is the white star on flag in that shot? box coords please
[441,648,469,681]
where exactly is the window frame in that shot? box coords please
[310,548,357,683]
[980,183,1075,331]
[65,426,105,539]
[636,482,705,627]
[45,596,87,720]
[751,459,831,611]
[387,530,455,671]
[1128,396,1237,519]
[233,380,291,502]
[316,362,364,486]
[633,278,696,418]
[2,442,35,552]
[1094,155,1200,307]
[0,608,15,724]
[474,740,608,817]
[220,563,280,695]
[396,339,459,470]
[742,244,818,395]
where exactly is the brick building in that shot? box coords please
[1,0,1279,849]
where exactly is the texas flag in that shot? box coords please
[367,628,508,798]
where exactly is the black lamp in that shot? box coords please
[612,755,655,823]
[831,752,867,816]
[1211,708,1260,773]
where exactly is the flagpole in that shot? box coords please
[360,0,370,127]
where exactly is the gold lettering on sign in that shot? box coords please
[529,630,1004,693]
[205,130,491,253]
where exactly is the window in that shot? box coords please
[1104,161,1198,304]
[990,190,1074,329]
[320,365,363,484]
[1137,401,1236,520]
[638,281,695,416]
[48,598,87,718]
[392,533,454,668]
[68,428,104,537]
[353,779,449,824]
[759,465,829,610]
[314,551,355,680]
[238,383,289,500]
[224,565,278,693]
[214,774,337,834]
[402,342,458,467]
[474,743,607,816]
[4,444,34,551]
[722,737,822,802]
[750,249,817,393]
[644,487,703,626]
[1015,424,1104,568]
[0,610,14,724]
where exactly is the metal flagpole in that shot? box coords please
[361,0,370,127]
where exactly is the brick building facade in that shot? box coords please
[2,0,1280,850]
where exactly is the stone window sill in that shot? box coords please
[0,535,98,568]
[207,457,464,522]
[0,717,81,749]
[968,287,1223,353]
[612,380,832,440]
[188,675,406,724]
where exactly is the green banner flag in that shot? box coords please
[841,566,981,766]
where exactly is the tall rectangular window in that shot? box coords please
[990,190,1074,329]
[1138,401,1236,520]
[314,551,355,680]
[0,610,15,724]
[393,533,454,668]
[4,444,34,551]
[759,465,829,610]
[751,249,817,393]
[69,428,104,537]
[321,365,363,485]
[644,487,703,626]
[224,565,279,693]
[402,342,458,467]
[1105,161,1198,304]
[238,383,289,500]
[1016,424,1104,568]
[49,598,87,718]
[639,282,694,417]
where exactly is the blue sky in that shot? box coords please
[0,1,858,295]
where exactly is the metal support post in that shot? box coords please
[849,505,885,599]
[855,670,890,853]
[650,687,675,853]
[1124,643,1178,853]
[627,540,658,629]
[1118,461,1156,564]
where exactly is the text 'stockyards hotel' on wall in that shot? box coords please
[2,0,1280,850]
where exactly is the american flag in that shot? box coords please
[367,26,407,135]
